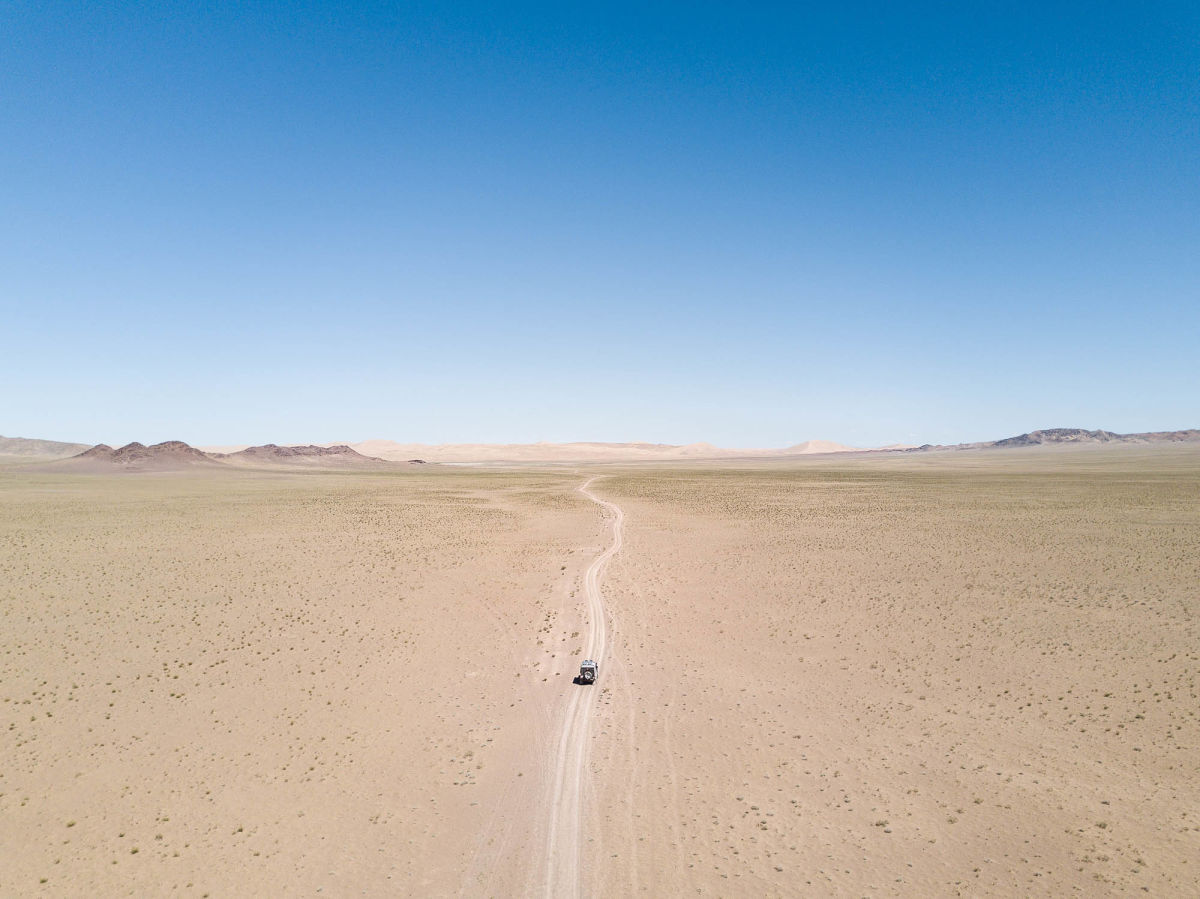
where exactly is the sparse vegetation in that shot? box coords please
[0,465,599,894]
[1,449,1197,894]
[591,447,1200,896]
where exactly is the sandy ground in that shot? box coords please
[0,467,604,896]
[588,446,1200,896]
[2,446,1198,896]
[538,479,622,899]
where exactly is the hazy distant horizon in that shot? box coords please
[11,422,1200,456]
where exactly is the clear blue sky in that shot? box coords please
[3,2,1197,447]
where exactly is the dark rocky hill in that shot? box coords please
[219,444,387,465]
[67,440,219,469]
[992,428,1124,447]
[909,428,1200,452]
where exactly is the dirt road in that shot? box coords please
[541,478,623,898]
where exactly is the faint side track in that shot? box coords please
[542,478,623,899]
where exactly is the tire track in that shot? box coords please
[541,477,623,899]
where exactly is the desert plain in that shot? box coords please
[1,445,1198,896]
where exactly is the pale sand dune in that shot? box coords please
[2,446,1197,896]
[332,439,863,463]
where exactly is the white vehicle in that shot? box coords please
[578,660,597,685]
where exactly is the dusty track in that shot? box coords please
[541,478,623,899]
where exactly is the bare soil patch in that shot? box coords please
[588,447,1200,896]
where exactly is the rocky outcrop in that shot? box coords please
[67,441,219,469]
[221,444,386,465]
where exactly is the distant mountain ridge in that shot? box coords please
[911,428,1200,452]
[0,434,90,459]
[73,440,220,469]
[993,428,1123,447]
[4,427,1197,471]
[215,444,386,465]
[44,440,402,471]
